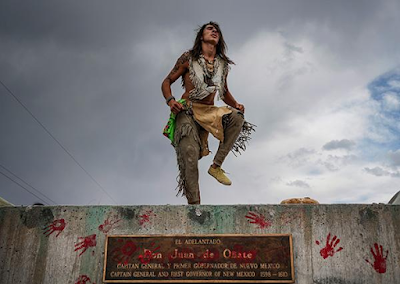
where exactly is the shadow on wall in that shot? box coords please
[389,191,400,205]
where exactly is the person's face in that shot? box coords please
[202,24,220,45]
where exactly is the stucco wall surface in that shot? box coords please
[0,204,399,284]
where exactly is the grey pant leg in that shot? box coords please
[213,109,245,167]
[174,112,202,204]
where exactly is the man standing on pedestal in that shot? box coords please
[161,21,255,204]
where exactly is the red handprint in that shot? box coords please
[245,211,272,229]
[74,234,97,256]
[98,217,121,234]
[365,243,388,274]
[138,210,156,226]
[75,275,95,284]
[316,233,343,259]
[43,219,66,237]
[111,239,137,264]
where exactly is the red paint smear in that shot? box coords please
[315,240,320,245]
[111,239,137,265]
[138,242,161,264]
[318,233,343,259]
[139,210,156,226]
[75,275,93,284]
[365,243,389,274]
[98,217,121,234]
[245,212,272,229]
[74,234,97,257]
[43,219,66,237]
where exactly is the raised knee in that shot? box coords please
[231,110,244,126]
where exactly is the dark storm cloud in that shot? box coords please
[0,0,175,205]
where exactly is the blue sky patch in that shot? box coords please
[364,68,400,151]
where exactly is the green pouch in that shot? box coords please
[162,99,186,143]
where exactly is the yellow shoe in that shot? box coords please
[208,166,232,186]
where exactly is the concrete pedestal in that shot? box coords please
[0,204,399,283]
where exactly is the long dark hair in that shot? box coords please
[190,21,234,65]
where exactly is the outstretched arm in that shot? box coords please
[161,52,190,114]
[222,77,245,113]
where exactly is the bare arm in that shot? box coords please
[222,76,245,113]
[161,52,190,114]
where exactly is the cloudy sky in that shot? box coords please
[1,0,400,206]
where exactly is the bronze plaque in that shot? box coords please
[103,234,294,283]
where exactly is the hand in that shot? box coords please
[245,211,272,229]
[43,219,66,237]
[168,99,184,114]
[235,103,245,113]
[365,243,388,274]
[318,233,343,259]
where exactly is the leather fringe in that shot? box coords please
[174,123,200,198]
[231,121,256,156]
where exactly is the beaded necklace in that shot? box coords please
[199,54,219,86]
[188,52,228,101]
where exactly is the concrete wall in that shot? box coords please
[0,204,399,284]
